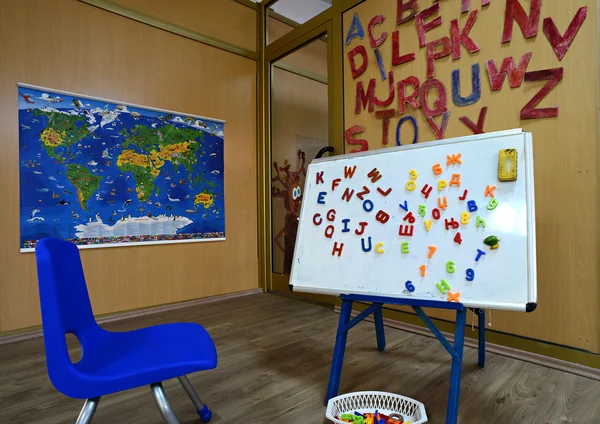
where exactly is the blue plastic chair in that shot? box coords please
[35,238,218,423]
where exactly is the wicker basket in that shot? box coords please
[326,391,428,424]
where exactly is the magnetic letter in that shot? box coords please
[397,0,418,25]
[432,163,443,175]
[397,76,420,113]
[344,166,357,179]
[484,185,496,198]
[357,186,370,200]
[459,106,488,134]
[332,178,341,191]
[368,168,383,183]
[438,197,448,210]
[475,248,486,261]
[398,224,414,237]
[421,184,433,199]
[356,222,368,235]
[401,241,410,254]
[418,204,426,217]
[342,187,354,202]
[346,13,365,45]
[392,30,416,66]
[438,180,447,191]
[345,125,369,153]
[454,232,463,244]
[447,154,462,166]
[326,209,336,221]
[316,171,324,185]
[374,73,395,107]
[362,237,372,252]
[450,10,480,59]
[432,208,441,220]
[459,189,468,200]
[424,220,432,231]
[313,213,322,226]
[403,211,416,224]
[342,219,350,233]
[445,217,459,230]
[476,215,486,227]
[332,242,344,257]
[428,245,437,258]
[325,225,335,239]
[378,187,392,197]
[426,37,451,79]
[396,116,419,146]
[449,174,461,187]
[363,199,374,212]
[420,78,448,117]
[486,52,532,91]
[467,200,478,212]
[376,109,396,145]
[399,200,409,211]
[348,45,369,79]
[416,3,442,48]
[502,0,541,43]
[317,192,326,204]
[543,7,587,61]
[368,15,387,47]
[375,242,385,254]
[452,63,481,107]
[376,210,390,224]
[521,68,564,119]
[487,198,498,210]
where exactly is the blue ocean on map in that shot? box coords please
[19,86,225,249]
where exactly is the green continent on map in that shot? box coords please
[66,164,103,210]
[35,110,88,162]
[117,124,203,201]
[121,124,202,172]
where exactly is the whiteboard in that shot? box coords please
[290,129,537,312]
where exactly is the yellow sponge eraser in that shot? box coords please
[498,149,517,182]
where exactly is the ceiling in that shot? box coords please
[252,0,332,25]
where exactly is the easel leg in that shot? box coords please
[373,302,386,352]
[477,308,486,368]
[446,308,466,424]
[326,298,353,403]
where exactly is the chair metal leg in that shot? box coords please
[178,375,212,422]
[151,382,181,424]
[76,397,100,424]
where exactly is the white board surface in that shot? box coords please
[290,129,537,312]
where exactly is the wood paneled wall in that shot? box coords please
[115,0,257,52]
[343,0,599,352]
[0,0,258,331]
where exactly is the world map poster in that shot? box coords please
[18,84,225,251]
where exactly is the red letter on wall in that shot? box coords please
[348,45,369,79]
[355,79,376,114]
[486,52,532,91]
[502,0,541,43]
[416,3,442,48]
[397,0,418,25]
[368,14,388,47]
[392,30,416,66]
[426,37,451,79]
[543,6,588,61]
[450,10,480,59]
[344,125,369,152]
[397,76,420,114]
[420,78,448,117]
[376,109,396,145]
[520,68,564,119]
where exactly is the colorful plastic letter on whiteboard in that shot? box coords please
[361,237,372,252]
[476,215,486,228]
[332,242,344,257]
[487,198,499,210]
[467,200,478,212]
[420,264,427,277]
[438,180,447,191]
[317,192,327,204]
[428,245,437,258]
[484,185,496,198]
[466,268,475,281]
[401,241,410,254]
[405,280,415,292]
[375,242,385,254]
[432,163,443,175]
[399,200,409,211]
[341,219,351,233]
[454,232,463,244]
[356,186,370,200]
[475,248,486,261]
[424,220,432,231]
[459,189,468,201]
[447,291,460,302]
[363,199,374,212]
[521,68,564,119]
[543,6,587,61]
[313,213,322,226]
[447,153,462,165]
[418,204,426,217]
[346,12,365,45]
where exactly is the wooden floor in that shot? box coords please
[1,293,599,424]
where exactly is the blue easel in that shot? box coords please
[326,294,486,424]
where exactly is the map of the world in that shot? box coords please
[19,84,225,251]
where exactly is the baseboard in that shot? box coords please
[0,288,263,346]
[335,306,600,381]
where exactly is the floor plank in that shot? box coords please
[0,293,598,423]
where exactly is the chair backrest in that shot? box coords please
[35,238,99,381]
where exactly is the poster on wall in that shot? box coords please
[18,83,225,251]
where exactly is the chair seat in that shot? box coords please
[66,322,217,399]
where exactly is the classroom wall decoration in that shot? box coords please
[343,0,587,150]
[18,84,225,251]
[291,129,536,311]
[272,150,307,274]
